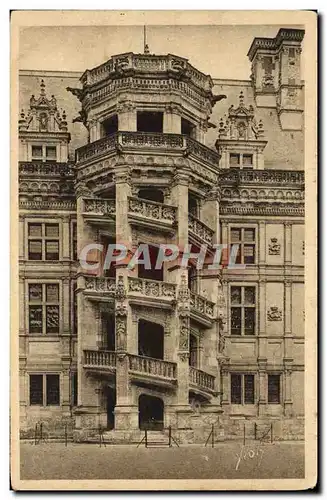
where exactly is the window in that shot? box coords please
[28,283,60,335]
[231,374,255,404]
[181,118,196,138]
[268,374,281,403]
[71,372,78,407]
[28,222,59,260]
[137,111,163,133]
[230,153,240,168]
[230,286,256,335]
[31,145,57,162]
[29,375,43,405]
[229,153,253,169]
[29,374,60,406]
[230,227,256,264]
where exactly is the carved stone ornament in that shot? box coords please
[178,274,190,303]
[267,306,283,321]
[218,333,226,353]
[179,315,190,350]
[75,181,91,198]
[115,316,127,351]
[115,276,126,301]
[178,352,189,362]
[115,303,127,317]
[268,237,281,255]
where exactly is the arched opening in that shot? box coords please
[138,188,164,204]
[138,319,164,359]
[188,193,199,217]
[138,243,163,281]
[101,313,115,351]
[106,386,116,430]
[181,117,196,138]
[139,394,164,430]
[102,114,118,137]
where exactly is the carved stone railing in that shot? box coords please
[19,199,76,211]
[128,354,177,379]
[189,366,215,392]
[81,53,213,92]
[76,131,220,169]
[83,197,116,217]
[188,214,214,245]
[219,203,304,217]
[190,292,215,319]
[19,161,75,177]
[84,277,116,294]
[84,350,116,370]
[128,196,177,224]
[128,277,176,300]
[218,169,304,186]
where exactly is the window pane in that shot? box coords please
[231,307,242,335]
[45,224,59,237]
[243,154,253,167]
[244,308,255,335]
[29,284,42,302]
[46,305,59,334]
[244,244,255,264]
[28,223,42,237]
[45,241,59,260]
[244,375,255,404]
[231,374,242,404]
[28,240,42,260]
[30,375,43,405]
[231,228,241,242]
[46,146,56,159]
[31,145,42,158]
[46,374,60,405]
[230,153,240,167]
[268,375,280,403]
[231,286,241,304]
[46,284,59,302]
[244,229,255,242]
[244,287,255,305]
[71,372,78,406]
[29,306,42,333]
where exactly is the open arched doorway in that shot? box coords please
[138,319,164,359]
[138,394,164,430]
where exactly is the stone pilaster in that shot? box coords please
[62,216,71,261]
[163,104,181,134]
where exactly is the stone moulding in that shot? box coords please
[19,198,76,211]
[219,202,304,217]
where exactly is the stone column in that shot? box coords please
[284,222,292,265]
[62,277,70,336]
[61,366,71,415]
[221,365,230,406]
[163,104,181,134]
[284,369,293,416]
[118,102,137,132]
[200,187,220,245]
[89,120,98,143]
[62,216,71,262]
[258,278,267,361]
[284,280,293,361]
[258,367,267,417]
[19,216,24,260]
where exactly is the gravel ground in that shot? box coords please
[20,441,304,480]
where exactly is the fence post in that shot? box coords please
[243,423,245,446]
[211,423,214,448]
[34,423,38,445]
[65,423,68,447]
[271,422,273,444]
[169,426,171,447]
[40,423,43,442]
[145,428,148,448]
[254,422,257,441]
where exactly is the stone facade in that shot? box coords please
[18,28,305,442]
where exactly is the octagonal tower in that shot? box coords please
[69,50,227,441]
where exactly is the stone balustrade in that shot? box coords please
[84,277,116,295]
[189,366,215,391]
[83,197,116,217]
[76,131,220,168]
[84,350,117,369]
[190,292,215,319]
[218,169,304,186]
[128,277,176,300]
[188,214,214,245]
[19,161,75,177]
[128,196,177,224]
[128,354,177,379]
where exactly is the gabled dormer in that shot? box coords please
[215,91,267,170]
[19,79,71,162]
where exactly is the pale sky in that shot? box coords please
[19,24,305,80]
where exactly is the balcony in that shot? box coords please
[82,197,116,226]
[84,277,116,302]
[190,292,215,327]
[75,132,220,180]
[188,214,214,245]
[83,349,116,373]
[189,366,216,396]
[128,196,177,234]
[128,354,177,388]
[128,277,176,308]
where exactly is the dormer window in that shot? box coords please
[229,153,253,169]
[31,145,57,163]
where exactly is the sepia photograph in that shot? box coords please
[10,10,317,491]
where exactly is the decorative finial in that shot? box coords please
[144,25,150,54]
[239,91,244,107]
